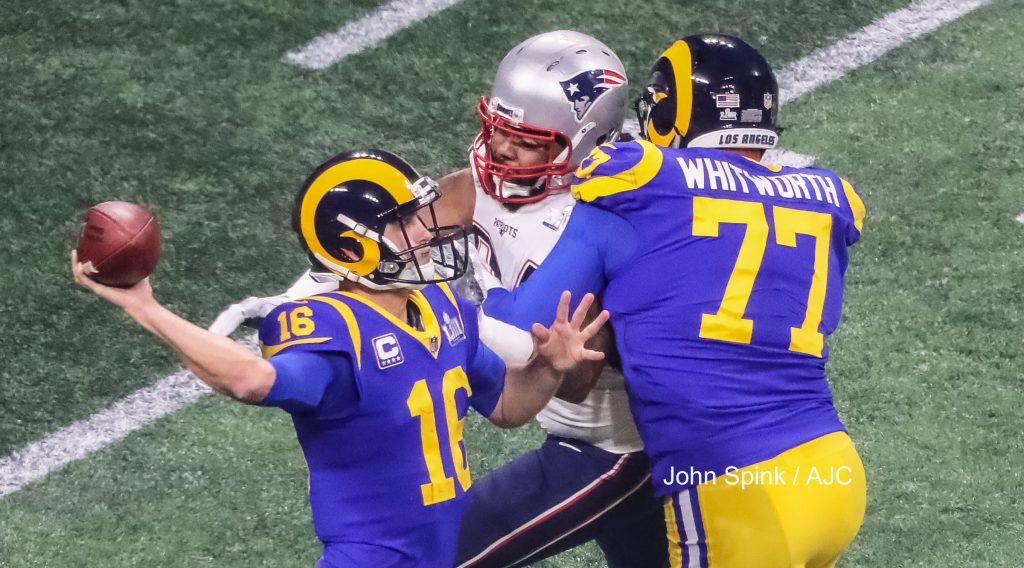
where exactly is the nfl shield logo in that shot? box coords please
[764,93,774,109]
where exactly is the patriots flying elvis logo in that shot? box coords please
[559,69,626,121]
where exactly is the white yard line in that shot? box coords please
[0,0,995,500]
[284,0,465,69]
[776,0,993,103]
[762,148,817,168]
[0,336,255,499]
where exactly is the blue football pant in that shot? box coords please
[456,436,668,568]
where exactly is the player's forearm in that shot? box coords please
[481,242,603,330]
[478,313,534,364]
[125,302,275,404]
[556,360,603,404]
[490,357,563,428]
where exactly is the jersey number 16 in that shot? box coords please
[407,367,473,506]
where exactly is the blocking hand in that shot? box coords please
[531,291,609,373]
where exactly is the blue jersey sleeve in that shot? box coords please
[458,295,505,417]
[263,351,358,415]
[481,203,637,329]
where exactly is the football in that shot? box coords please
[76,201,161,287]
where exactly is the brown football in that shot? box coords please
[76,201,161,287]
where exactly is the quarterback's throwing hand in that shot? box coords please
[531,291,609,372]
[71,249,156,313]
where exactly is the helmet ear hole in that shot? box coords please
[336,236,364,262]
[643,63,677,140]
[650,91,676,132]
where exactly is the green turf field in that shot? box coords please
[2,0,1023,565]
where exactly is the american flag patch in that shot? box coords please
[716,93,740,108]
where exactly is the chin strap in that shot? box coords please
[491,175,543,199]
[564,121,597,163]
[389,259,434,290]
[311,252,432,291]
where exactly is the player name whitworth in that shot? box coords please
[676,157,842,208]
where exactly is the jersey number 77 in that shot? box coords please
[693,196,832,357]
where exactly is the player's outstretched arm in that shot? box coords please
[208,269,337,336]
[488,291,608,428]
[71,250,276,404]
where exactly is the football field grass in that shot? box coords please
[2,0,1023,566]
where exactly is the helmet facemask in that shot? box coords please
[374,177,469,289]
[472,96,573,204]
[473,31,628,203]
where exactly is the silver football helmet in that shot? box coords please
[472,30,628,203]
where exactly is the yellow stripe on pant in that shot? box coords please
[664,432,866,568]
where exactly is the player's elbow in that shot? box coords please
[488,412,530,429]
[221,359,275,405]
[486,396,535,429]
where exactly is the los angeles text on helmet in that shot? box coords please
[677,157,841,208]
[716,133,777,147]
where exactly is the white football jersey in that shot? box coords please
[471,167,643,454]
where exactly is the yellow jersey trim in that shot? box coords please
[338,290,442,358]
[260,337,331,359]
[572,140,664,202]
[435,281,461,317]
[741,155,784,172]
[841,178,866,232]
[310,295,364,368]
[574,143,615,179]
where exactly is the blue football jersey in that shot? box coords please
[258,283,504,567]
[568,140,865,491]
